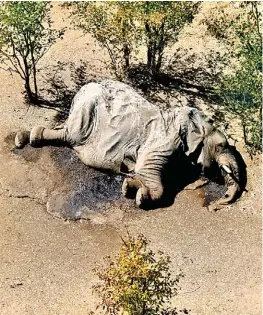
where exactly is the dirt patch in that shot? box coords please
[11,146,43,163]
[4,133,42,163]
[3,132,16,148]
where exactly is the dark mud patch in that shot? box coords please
[4,132,42,163]
[203,181,228,206]
[47,146,134,220]
[3,132,16,148]
[47,146,228,219]
[11,146,43,163]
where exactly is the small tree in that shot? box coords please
[138,1,200,73]
[66,2,200,77]
[202,2,262,153]
[66,2,138,79]
[0,2,63,103]
[93,234,182,315]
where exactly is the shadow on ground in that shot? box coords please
[34,48,226,121]
[126,47,227,111]
[160,308,192,315]
[127,64,216,109]
[32,60,105,123]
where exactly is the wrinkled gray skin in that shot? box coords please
[15,80,240,210]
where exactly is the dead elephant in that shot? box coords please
[15,80,243,210]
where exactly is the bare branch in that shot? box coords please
[0,50,25,80]
[10,39,27,78]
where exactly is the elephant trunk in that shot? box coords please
[215,152,240,205]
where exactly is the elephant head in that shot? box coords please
[201,129,241,204]
[183,109,242,207]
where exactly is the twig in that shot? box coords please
[181,285,201,294]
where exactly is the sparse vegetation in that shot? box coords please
[0,1,64,103]
[64,2,138,79]
[93,234,182,315]
[65,2,200,78]
[137,1,200,73]
[202,2,262,154]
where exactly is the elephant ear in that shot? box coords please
[180,109,213,156]
[186,122,205,155]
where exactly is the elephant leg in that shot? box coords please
[15,126,68,149]
[122,177,147,199]
[135,182,163,209]
[121,172,163,209]
[132,150,166,208]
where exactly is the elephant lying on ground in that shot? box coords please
[15,80,242,210]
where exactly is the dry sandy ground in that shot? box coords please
[0,4,262,315]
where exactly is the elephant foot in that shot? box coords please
[136,186,150,209]
[15,131,30,149]
[122,177,161,209]
[30,126,45,146]
[122,177,144,200]
[122,178,136,199]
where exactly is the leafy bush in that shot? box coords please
[64,2,138,79]
[218,56,261,153]
[137,2,200,73]
[65,2,200,78]
[0,2,64,103]
[93,234,182,315]
[202,2,262,154]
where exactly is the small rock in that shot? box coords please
[10,280,23,288]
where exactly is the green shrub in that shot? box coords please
[65,2,200,78]
[93,234,182,315]
[203,2,262,154]
[0,2,64,103]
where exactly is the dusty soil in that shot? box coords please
[0,4,261,315]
